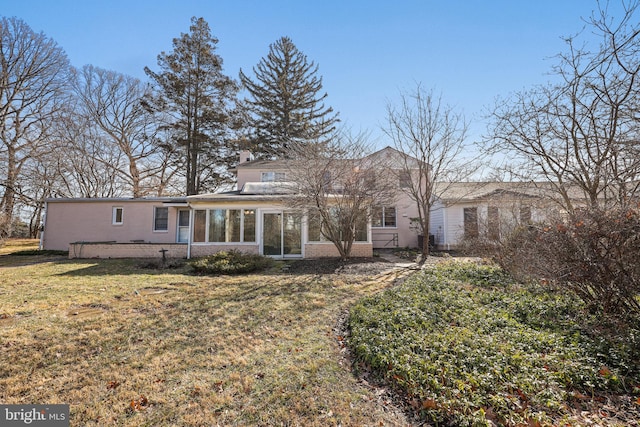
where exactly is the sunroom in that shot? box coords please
[185,192,373,259]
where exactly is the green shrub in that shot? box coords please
[189,250,274,275]
[348,261,640,426]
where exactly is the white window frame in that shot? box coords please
[306,208,368,243]
[191,208,256,244]
[153,206,169,232]
[261,171,286,182]
[112,207,124,225]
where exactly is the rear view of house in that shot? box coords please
[41,147,429,259]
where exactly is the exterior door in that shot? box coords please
[177,210,190,243]
[262,212,282,256]
[262,211,302,257]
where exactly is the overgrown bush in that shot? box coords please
[189,250,274,275]
[457,236,502,258]
[348,261,640,426]
[498,207,640,317]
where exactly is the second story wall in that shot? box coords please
[236,160,290,189]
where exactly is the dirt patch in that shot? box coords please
[0,314,15,327]
[137,287,174,295]
[284,257,394,275]
[67,304,109,319]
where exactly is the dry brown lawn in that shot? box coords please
[0,240,412,426]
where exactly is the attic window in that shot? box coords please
[261,172,286,182]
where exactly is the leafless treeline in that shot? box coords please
[0,17,229,238]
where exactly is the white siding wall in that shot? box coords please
[439,200,552,249]
[429,202,445,246]
[442,203,487,248]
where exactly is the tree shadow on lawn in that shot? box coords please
[0,253,69,268]
[55,256,395,277]
[55,258,194,276]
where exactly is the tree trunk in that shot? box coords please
[0,145,17,238]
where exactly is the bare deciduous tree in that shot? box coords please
[486,1,640,212]
[384,84,474,257]
[0,17,70,238]
[72,65,170,197]
[285,132,397,259]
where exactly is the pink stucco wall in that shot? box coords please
[43,199,183,251]
[371,191,420,249]
[236,167,288,189]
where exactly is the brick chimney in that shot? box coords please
[239,150,254,164]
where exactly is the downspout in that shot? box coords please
[443,203,449,251]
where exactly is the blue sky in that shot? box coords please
[2,0,626,146]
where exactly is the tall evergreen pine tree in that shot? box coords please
[144,17,239,195]
[239,37,338,159]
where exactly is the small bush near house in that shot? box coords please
[189,250,274,275]
[457,236,502,258]
[498,207,640,318]
[348,261,640,426]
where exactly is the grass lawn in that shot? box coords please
[0,238,41,255]
[0,240,410,426]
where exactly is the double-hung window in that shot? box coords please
[307,209,368,242]
[371,206,396,228]
[154,207,169,231]
[261,171,286,182]
[399,171,412,188]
